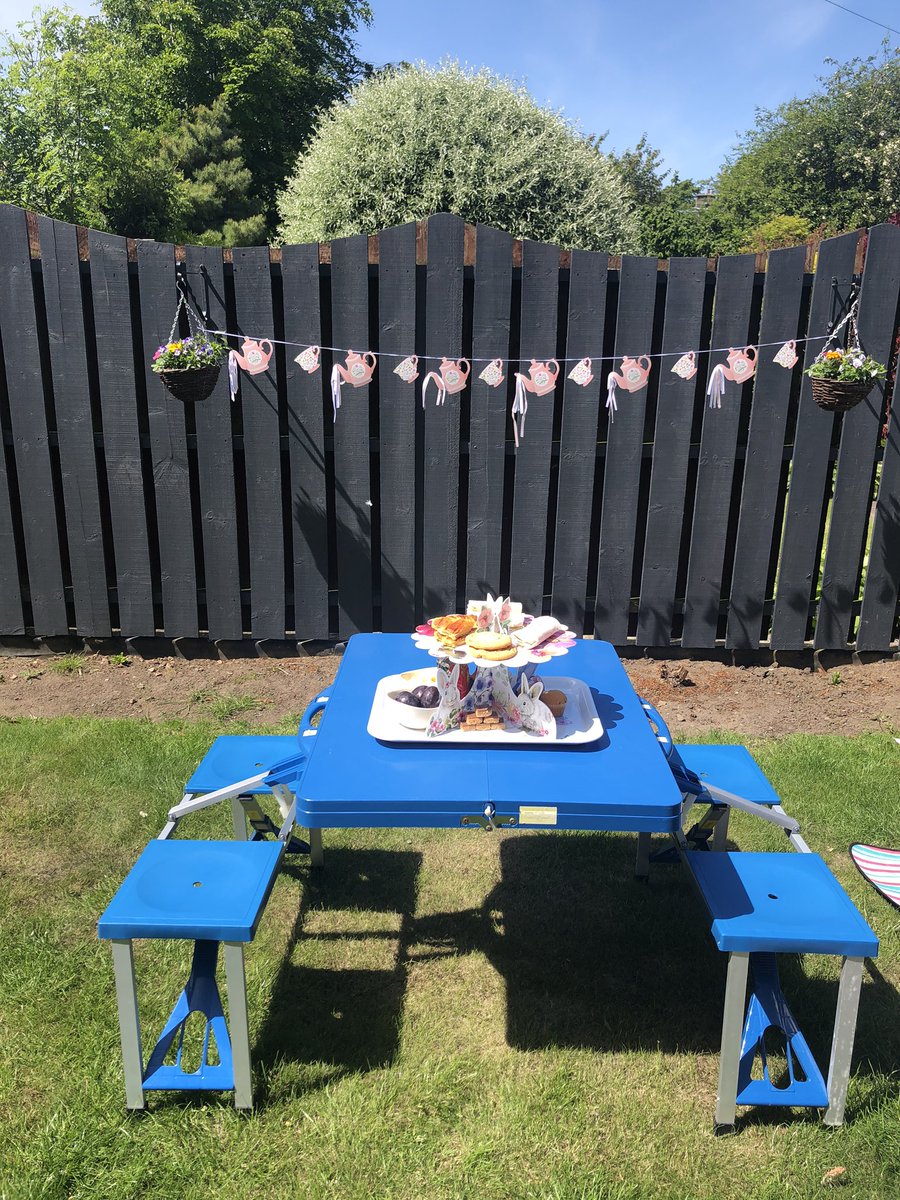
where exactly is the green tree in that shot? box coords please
[277,62,640,252]
[156,97,266,245]
[102,1,372,226]
[740,214,814,255]
[707,43,900,251]
[639,178,712,258]
[0,8,169,229]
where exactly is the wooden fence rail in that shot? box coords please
[0,204,898,652]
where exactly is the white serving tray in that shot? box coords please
[367,674,604,746]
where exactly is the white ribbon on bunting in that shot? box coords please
[422,372,446,408]
[511,375,528,446]
[606,375,618,423]
[330,364,343,419]
[706,362,727,409]
[228,350,239,402]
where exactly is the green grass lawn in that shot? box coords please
[0,718,898,1200]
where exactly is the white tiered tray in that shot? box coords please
[410,616,576,669]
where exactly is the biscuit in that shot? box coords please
[465,631,513,652]
[470,645,516,661]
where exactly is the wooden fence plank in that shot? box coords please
[423,213,465,617]
[282,241,330,640]
[815,222,900,649]
[770,231,859,649]
[551,248,607,633]
[595,255,658,643]
[681,254,756,648]
[232,246,284,640]
[39,216,110,636]
[857,360,900,649]
[184,245,242,640]
[377,222,418,630]
[0,429,23,633]
[636,256,707,646]
[0,206,68,634]
[466,224,514,605]
[89,228,155,637]
[726,244,807,649]
[330,233,373,636]
[138,241,198,638]
[508,239,561,616]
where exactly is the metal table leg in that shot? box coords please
[634,832,651,879]
[309,828,324,867]
[110,939,145,1111]
[714,950,749,1134]
[824,955,864,1127]
[231,794,249,841]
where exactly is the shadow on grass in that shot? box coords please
[252,835,900,1119]
[252,847,422,1101]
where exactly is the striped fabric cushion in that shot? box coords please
[850,844,900,909]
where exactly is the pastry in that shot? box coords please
[430,613,476,648]
[459,708,504,731]
[513,616,562,648]
[542,689,567,718]
[465,630,516,661]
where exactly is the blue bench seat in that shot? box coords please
[684,849,878,1132]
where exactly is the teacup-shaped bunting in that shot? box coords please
[394,355,419,383]
[567,358,593,387]
[773,341,798,369]
[294,345,321,374]
[479,359,505,387]
[671,351,697,380]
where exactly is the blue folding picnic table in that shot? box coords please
[293,633,683,835]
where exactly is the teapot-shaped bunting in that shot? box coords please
[609,355,651,393]
[422,357,470,407]
[336,349,377,387]
[232,338,273,375]
[520,359,559,396]
[721,346,757,383]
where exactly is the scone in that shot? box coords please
[431,614,476,648]
[465,630,516,661]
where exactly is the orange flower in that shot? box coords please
[825,350,842,360]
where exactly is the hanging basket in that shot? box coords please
[157,363,221,403]
[809,376,871,413]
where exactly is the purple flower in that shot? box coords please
[852,355,865,367]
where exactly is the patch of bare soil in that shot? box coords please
[0,651,896,736]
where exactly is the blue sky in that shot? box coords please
[1,0,898,179]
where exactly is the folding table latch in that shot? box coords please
[461,803,517,831]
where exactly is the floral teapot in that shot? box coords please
[336,350,377,387]
[521,359,559,396]
[232,338,273,376]
[609,355,651,393]
[438,357,470,394]
[722,346,757,383]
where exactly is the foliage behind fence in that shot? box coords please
[0,204,898,652]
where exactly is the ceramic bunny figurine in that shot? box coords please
[427,661,463,737]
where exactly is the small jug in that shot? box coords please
[567,358,593,387]
[439,357,470,394]
[338,350,377,387]
[294,345,321,374]
[394,355,419,383]
[479,358,505,388]
[722,346,757,383]
[610,355,651,392]
[233,338,273,375]
[525,360,559,396]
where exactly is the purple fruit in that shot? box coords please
[392,690,421,707]
[413,685,440,708]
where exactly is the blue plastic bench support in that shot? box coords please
[683,850,878,1132]
[98,839,284,1110]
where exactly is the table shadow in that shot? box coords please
[252,847,421,1101]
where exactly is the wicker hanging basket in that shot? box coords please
[809,376,871,413]
[158,363,221,403]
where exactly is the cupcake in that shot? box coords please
[542,689,567,718]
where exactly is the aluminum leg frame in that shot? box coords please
[159,772,309,854]
[110,937,255,1111]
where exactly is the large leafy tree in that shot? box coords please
[277,62,640,252]
[102,1,372,225]
[0,1,370,239]
[706,44,900,252]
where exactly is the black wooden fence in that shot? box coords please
[1,203,898,652]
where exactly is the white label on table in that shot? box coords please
[519,805,558,826]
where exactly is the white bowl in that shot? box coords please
[386,689,438,730]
